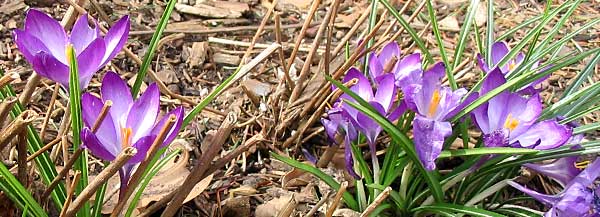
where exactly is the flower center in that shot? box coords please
[428,89,441,117]
[576,160,592,170]
[503,113,519,132]
[121,127,133,149]
[508,61,517,71]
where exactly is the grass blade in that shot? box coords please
[412,203,506,217]
[426,0,455,89]
[438,147,538,158]
[271,152,359,210]
[131,0,177,97]
[452,0,480,71]
[0,163,47,217]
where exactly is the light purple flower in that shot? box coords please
[405,62,471,170]
[13,9,129,89]
[367,41,422,87]
[471,69,571,150]
[509,158,600,217]
[80,71,183,198]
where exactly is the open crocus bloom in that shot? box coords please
[471,69,571,150]
[13,9,129,89]
[509,158,600,217]
[405,62,470,170]
[80,71,183,197]
[367,42,422,86]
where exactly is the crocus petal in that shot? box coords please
[553,182,594,217]
[524,156,580,187]
[343,124,360,179]
[24,9,68,63]
[490,42,510,68]
[378,42,400,66]
[504,94,542,138]
[512,120,571,150]
[81,93,118,149]
[321,118,339,143]
[31,51,70,88]
[568,158,600,188]
[477,53,490,72]
[471,102,490,133]
[81,127,118,161]
[368,52,383,81]
[483,129,510,147]
[76,38,106,88]
[356,102,385,146]
[387,101,407,122]
[101,71,133,123]
[13,29,51,64]
[150,107,184,147]
[395,53,422,84]
[374,73,396,111]
[343,67,374,101]
[101,15,130,65]
[480,68,506,95]
[507,181,560,205]
[70,14,100,53]
[413,116,452,170]
[129,135,157,163]
[126,83,160,142]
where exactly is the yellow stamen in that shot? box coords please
[508,61,517,71]
[575,160,591,169]
[121,127,133,149]
[428,89,441,117]
[503,114,519,132]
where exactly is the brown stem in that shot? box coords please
[161,113,237,217]
[274,12,293,91]
[304,191,332,217]
[325,181,348,217]
[110,115,177,217]
[360,187,392,217]
[285,0,322,75]
[40,84,61,139]
[63,147,137,217]
[0,110,36,150]
[17,130,28,184]
[59,171,82,217]
[240,0,278,64]
[0,72,16,90]
[0,96,17,126]
[17,73,41,107]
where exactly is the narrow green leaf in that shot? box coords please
[131,0,177,97]
[561,52,600,99]
[438,147,538,158]
[67,44,90,216]
[271,152,359,210]
[0,163,47,217]
[452,0,479,71]
[412,203,506,217]
[485,0,494,67]
[378,0,434,63]
[426,0,455,89]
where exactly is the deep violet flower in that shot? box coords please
[404,62,471,170]
[13,9,130,89]
[367,41,422,87]
[471,69,571,150]
[80,71,183,197]
[509,158,600,217]
[321,106,360,178]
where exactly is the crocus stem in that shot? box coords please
[371,149,381,198]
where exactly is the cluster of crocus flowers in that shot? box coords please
[13,9,130,89]
[508,157,600,216]
[81,71,184,196]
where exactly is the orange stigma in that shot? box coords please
[428,89,441,117]
[508,61,517,71]
[121,127,133,149]
[503,114,519,132]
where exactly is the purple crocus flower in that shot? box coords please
[471,69,571,150]
[509,158,600,217]
[321,106,360,178]
[367,41,422,87]
[80,71,183,198]
[404,62,471,170]
[13,9,129,89]
[477,41,547,94]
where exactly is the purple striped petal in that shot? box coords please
[101,15,130,65]
[343,123,360,179]
[374,73,396,111]
[513,120,571,150]
[13,29,51,64]
[395,53,422,85]
[490,42,509,68]
[378,42,400,67]
[81,93,118,149]
[76,38,106,89]
[101,71,133,124]
[81,127,118,161]
[129,135,156,163]
[70,14,100,53]
[368,52,383,81]
[356,102,385,146]
[508,181,560,205]
[413,116,452,170]
[126,83,160,142]
[524,156,580,187]
[31,51,70,88]
[24,9,68,63]
[150,107,184,147]
[343,67,374,101]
